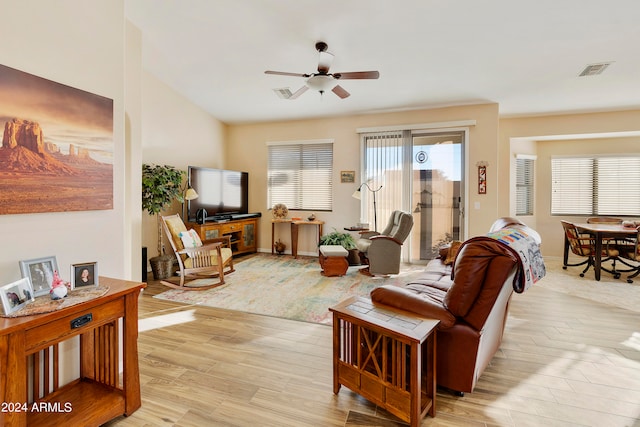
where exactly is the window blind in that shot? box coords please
[267,141,333,211]
[551,155,640,216]
[362,131,406,226]
[516,158,534,215]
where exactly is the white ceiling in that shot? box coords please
[125,0,640,125]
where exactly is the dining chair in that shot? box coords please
[618,227,640,283]
[561,220,621,278]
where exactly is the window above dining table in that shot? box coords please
[551,155,640,216]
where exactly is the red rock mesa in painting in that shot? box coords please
[0,64,113,215]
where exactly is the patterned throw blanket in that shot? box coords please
[485,227,546,293]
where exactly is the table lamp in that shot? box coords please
[182,185,199,220]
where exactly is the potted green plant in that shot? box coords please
[142,163,185,279]
[319,229,361,265]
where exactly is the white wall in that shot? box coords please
[535,136,640,257]
[140,72,227,262]
[499,110,640,257]
[126,21,143,281]
[0,0,128,390]
[226,104,500,255]
[0,0,128,283]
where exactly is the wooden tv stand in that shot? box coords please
[0,277,145,427]
[187,217,258,256]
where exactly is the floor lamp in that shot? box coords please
[352,183,383,231]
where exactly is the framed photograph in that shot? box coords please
[341,170,355,183]
[71,262,98,289]
[19,256,59,297]
[0,277,34,315]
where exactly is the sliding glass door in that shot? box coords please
[411,132,464,261]
[361,129,465,263]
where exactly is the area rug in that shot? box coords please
[153,253,426,324]
[154,253,640,325]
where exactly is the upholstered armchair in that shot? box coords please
[356,210,414,276]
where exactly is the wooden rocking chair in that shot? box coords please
[160,214,235,291]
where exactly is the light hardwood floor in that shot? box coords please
[105,273,640,427]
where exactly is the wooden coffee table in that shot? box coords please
[330,296,439,427]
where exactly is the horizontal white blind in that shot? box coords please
[268,142,333,211]
[551,155,640,216]
[516,158,534,215]
[596,157,640,215]
[552,157,595,215]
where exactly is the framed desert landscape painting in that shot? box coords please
[0,64,113,215]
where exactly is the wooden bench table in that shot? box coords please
[330,296,439,427]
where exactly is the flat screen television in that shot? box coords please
[187,166,248,221]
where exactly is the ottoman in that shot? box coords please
[319,245,349,277]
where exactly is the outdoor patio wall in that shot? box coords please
[226,103,500,256]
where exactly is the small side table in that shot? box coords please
[271,218,292,254]
[330,296,439,426]
[291,219,324,258]
[271,219,325,258]
[343,226,369,232]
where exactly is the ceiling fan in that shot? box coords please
[265,41,380,99]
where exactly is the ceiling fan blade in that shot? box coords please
[265,70,309,78]
[332,85,350,99]
[288,85,309,99]
[317,51,334,74]
[332,71,380,80]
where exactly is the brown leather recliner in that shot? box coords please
[370,218,539,394]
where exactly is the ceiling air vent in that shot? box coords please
[578,62,612,77]
[273,88,293,99]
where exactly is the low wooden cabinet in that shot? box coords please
[187,217,258,256]
[0,277,145,427]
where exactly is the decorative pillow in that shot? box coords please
[443,240,463,265]
[179,229,203,249]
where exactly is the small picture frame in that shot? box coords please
[19,256,59,298]
[71,262,98,289]
[0,277,34,315]
[478,165,487,194]
[341,170,355,183]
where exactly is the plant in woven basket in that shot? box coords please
[142,164,184,279]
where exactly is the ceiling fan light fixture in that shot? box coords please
[265,41,378,100]
[306,75,335,93]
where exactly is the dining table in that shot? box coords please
[563,222,637,281]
